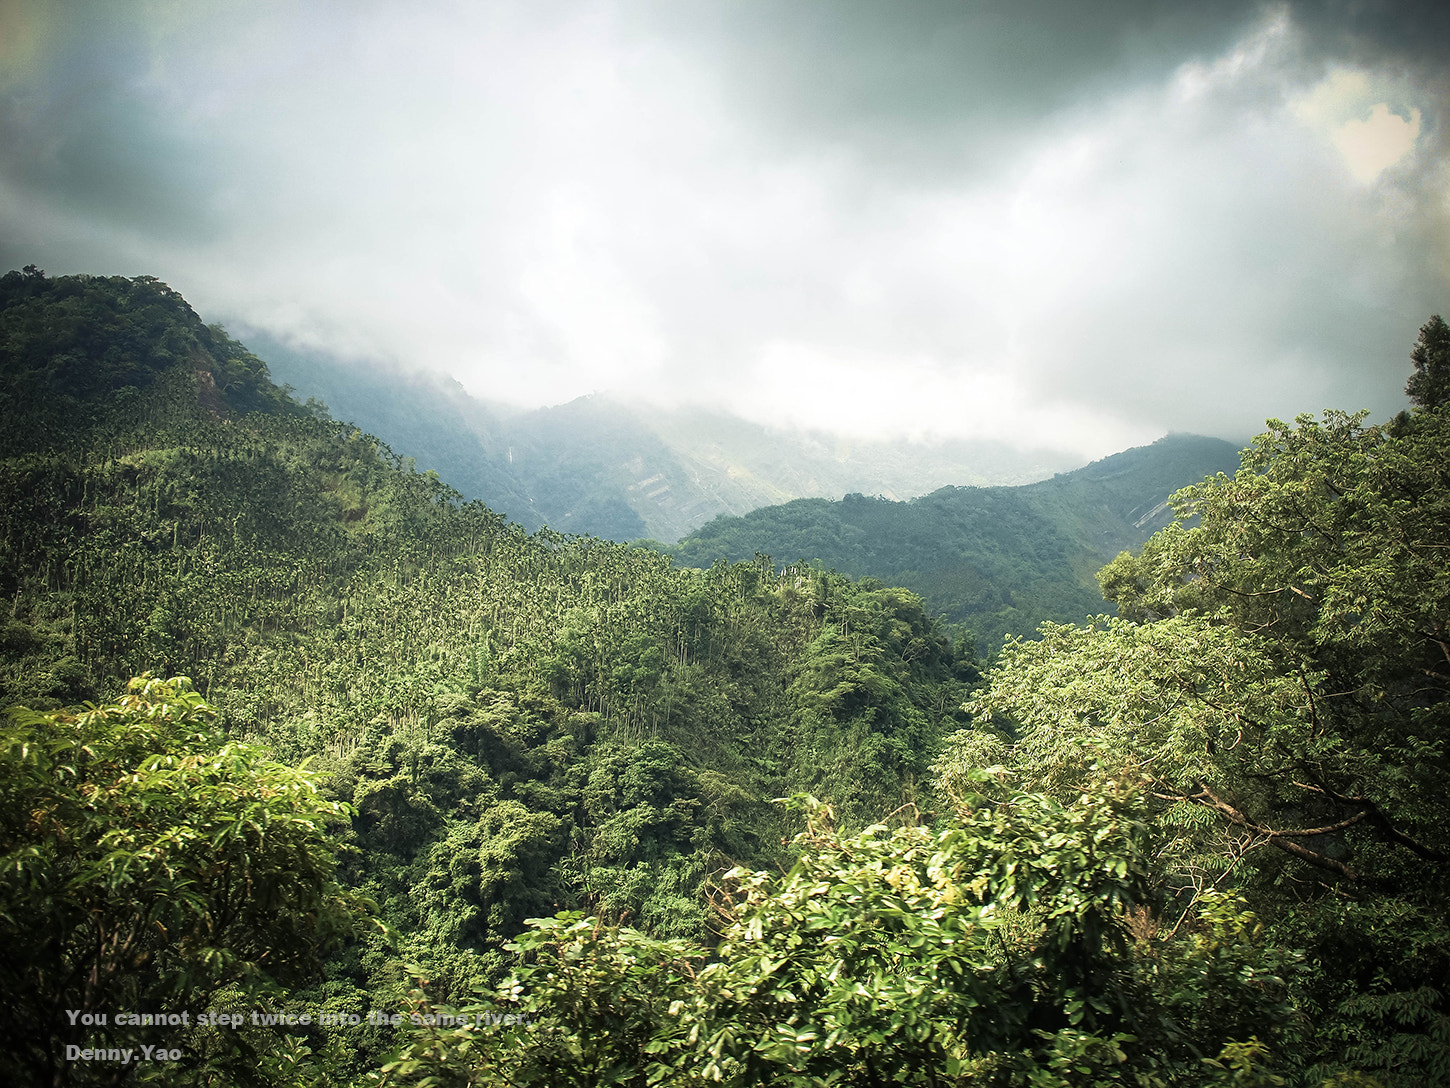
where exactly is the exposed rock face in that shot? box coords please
[195,367,227,419]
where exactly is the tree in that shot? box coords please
[943,401,1450,1083]
[1406,314,1450,410]
[380,791,1302,1087]
[0,676,373,1087]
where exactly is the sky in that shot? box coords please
[2,0,1447,459]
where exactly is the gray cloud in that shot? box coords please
[2,0,1446,458]
[634,1,1268,161]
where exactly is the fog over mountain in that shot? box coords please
[256,335,1082,542]
[3,1,1446,459]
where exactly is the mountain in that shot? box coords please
[668,433,1245,652]
[0,265,1237,658]
[250,333,1083,542]
[6,270,1432,1085]
[0,271,299,455]
[0,270,972,1053]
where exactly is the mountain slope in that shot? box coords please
[252,334,1082,542]
[0,268,299,455]
[0,266,971,952]
[669,434,1244,651]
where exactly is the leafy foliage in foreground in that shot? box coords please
[384,791,1299,1087]
[938,371,1450,1084]
[0,676,370,1087]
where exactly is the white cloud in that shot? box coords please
[1334,103,1422,183]
[730,343,1155,459]
[3,2,1446,454]
[679,8,1442,446]
[1292,66,1424,183]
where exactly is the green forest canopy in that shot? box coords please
[1,268,1447,1085]
[667,432,1242,653]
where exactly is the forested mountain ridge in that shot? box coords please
[5,267,1446,1086]
[253,333,1082,543]
[0,267,300,453]
[0,269,976,1083]
[670,433,1243,652]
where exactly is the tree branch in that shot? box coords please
[1290,781,1449,863]
[1188,784,1360,881]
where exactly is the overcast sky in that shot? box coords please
[2,1,1447,457]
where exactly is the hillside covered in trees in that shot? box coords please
[0,269,975,1084]
[2,268,1447,1086]
[669,434,1242,652]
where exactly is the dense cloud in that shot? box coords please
[2,0,1446,456]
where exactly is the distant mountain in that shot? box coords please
[668,434,1244,652]
[250,335,1083,542]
